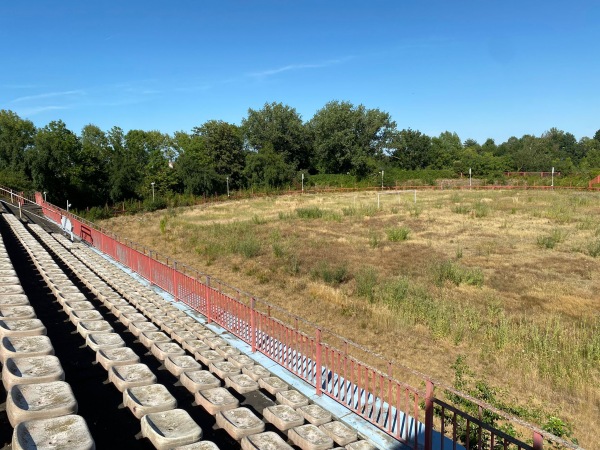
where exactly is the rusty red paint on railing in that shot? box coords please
[20,192,584,450]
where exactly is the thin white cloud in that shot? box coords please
[248,57,353,78]
[18,105,68,116]
[12,90,86,103]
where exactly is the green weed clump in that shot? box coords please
[233,237,261,258]
[368,231,380,248]
[536,229,566,249]
[296,206,323,219]
[355,266,378,302]
[452,204,471,214]
[311,261,349,285]
[586,239,600,258]
[432,260,484,287]
[473,201,489,218]
[386,226,410,242]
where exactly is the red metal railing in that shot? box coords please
[0,188,582,450]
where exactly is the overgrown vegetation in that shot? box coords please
[101,190,600,447]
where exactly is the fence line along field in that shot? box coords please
[100,189,600,448]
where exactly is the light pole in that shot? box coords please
[226,176,230,197]
[151,182,155,201]
[301,173,304,193]
[66,201,71,213]
[551,167,554,188]
[43,191,47,202]
[380,170,384,190]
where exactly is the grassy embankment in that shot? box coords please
[101,190,599,447]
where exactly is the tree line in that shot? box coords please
[1,102,599,208]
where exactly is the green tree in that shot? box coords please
[0,110,35,173]
[244,143,295,188]
[29,120,81,203]
[429,131,462,169]
[141,130,178,197]
[107,128,148,201]
[193,120,245,188]
[309,101,395,176]
[242,102,311,170]
[78,124,111,205]
[0,110,35,190]
[390,128,431,169]
[173,131,220,195]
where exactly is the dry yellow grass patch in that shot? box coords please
[102,190,600,447]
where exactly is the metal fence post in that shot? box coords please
[533,432,543,450]
[424,379,434,450]
[173,262,178,301]
[206,276,212,324]
[315,328,322,396]
[250,297,256,353]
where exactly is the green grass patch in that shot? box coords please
[311,261,350,285]
[386,226,410,242]
[296,206,324,219]
[355,266,378,302]
[536,229,566,249]
[432,260,484,287]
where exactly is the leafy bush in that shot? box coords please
[386,226,410,242]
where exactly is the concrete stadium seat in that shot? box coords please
[150,341,185,362]
[224,374,259,394]
[123,383,177,419]
[0,305,35,320]
[0,318,46,340]
[215,407,265,440]
[180,370,221,393]
[140,409,202,450]
[109,363,157,392]
[2,355,65,391]
[12,414,95,450]
[76,319,113,339]
[164,355,202,377]
[197,350,224,366]
[6,380,78,426]
[258,376,288,395]
[96,346,140,371]
[0,335,54,364]
[288,424,334,450]
[319,421,358,446]
[139,330,171,349]
[227,354,254,370]
[194,387,239,415]
[209,361,241,380]
[276,390,309,408]
[86,332,126,351]
[0,294,30,307]
[241,431,294,450]
[297,404,332,426]
[242,365,271,381]
[263,404,304,431]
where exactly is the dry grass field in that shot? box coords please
[101,189,600,447]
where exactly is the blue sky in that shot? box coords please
[1,0,599,144]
